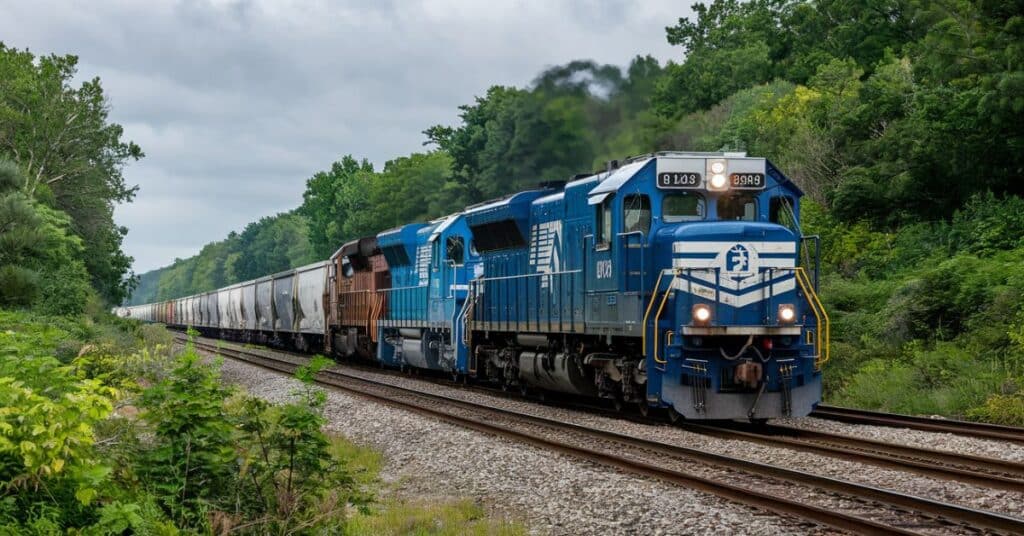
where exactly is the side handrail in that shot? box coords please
[794,267,830,369]
[641,269,678,365]
[457,280,479,347]
[472,269,582,283]
[652,271,679,365]
[641,269,667,356]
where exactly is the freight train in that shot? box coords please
[118,152,829,422]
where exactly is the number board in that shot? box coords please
[657,172,703,189]
[730,172,765,189]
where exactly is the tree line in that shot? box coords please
[132,0,1022,301]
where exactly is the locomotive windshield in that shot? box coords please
[663,192,705,222]
[717,192,757,220]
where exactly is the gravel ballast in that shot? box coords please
[308,360,1024,520]
[214,356,827,535]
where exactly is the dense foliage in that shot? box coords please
[0,160,94,314]
[0,309,525,533]
[121,0,1024,422]
[0,43,143,305]
[0,312,361,533]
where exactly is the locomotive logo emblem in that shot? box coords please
[718,243,758,278]
[529,221,562,289]
[727,244,750,272]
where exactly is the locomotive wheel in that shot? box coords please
[637,402,651,417]
[612,397,625,412]
[667,407,684,424]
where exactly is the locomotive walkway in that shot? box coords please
[176,332,1024,535]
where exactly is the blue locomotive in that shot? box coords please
[120,151,829,421]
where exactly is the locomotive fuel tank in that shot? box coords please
[518,351,599,396]
[393,328,443,370]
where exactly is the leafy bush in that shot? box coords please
[129,343,358,533]
[35,263,94,317]
[0,264,38,306]
[968,392,1024,426]
[137,350,239,529]
[949,193,1024,256]
[0,312,125,532]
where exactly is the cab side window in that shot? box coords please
[770,196,797,229]
[446,236,465,265]
[595,198,613,249]
[623,194,651,235]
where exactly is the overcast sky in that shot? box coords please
[0,0,691,273]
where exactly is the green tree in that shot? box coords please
[300,156,375,259]
[0,160,42,306]
[0,159,92,313]
[0,43,143,304]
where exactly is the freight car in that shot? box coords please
[119,151,829,422]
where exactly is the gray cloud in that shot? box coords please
[0,0,690,272]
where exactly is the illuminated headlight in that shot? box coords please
[707,159,728,190]
[778,304,796,324]
[692,304,712,325]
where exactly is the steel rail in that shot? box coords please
[813,405,1024,445]
[178,334,1024,535]
[682,422,1024,493]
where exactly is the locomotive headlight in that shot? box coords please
[692,304,712,325]
[778,304,796,324]
[707,159,729,190]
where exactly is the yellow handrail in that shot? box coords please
[793,267,830,370]
[641,270,667,356]
[651,272,679,364]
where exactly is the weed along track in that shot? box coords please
[178,332,1024,535]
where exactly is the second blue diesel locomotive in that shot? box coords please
[121,151,829,421]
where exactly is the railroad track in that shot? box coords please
[812,405,1024,445]
[176,333,1024,535]
[686,422,1024,492]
